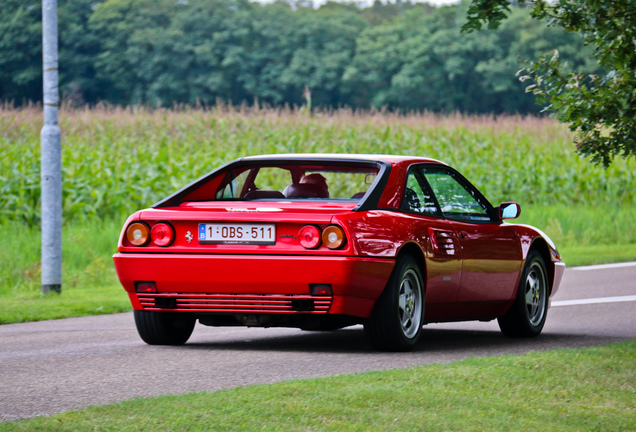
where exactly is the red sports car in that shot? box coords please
[114,154,565,351]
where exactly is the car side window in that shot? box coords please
[216,169,251,199]
[422,168,491,222]
[401,170,439,216]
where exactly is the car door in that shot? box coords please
[400,168,462,311]
[418,166,523,306]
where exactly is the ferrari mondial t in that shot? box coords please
[114,154,565,351]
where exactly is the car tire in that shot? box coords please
[498,250,549,337]
[364,255,424,351]
[134,310,196,345]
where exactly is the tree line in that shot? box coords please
[1,0,599,114]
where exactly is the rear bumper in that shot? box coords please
[113,253,395,318]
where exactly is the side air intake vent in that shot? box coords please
[428,228,459,256]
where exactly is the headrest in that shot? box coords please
[284,183,329,198]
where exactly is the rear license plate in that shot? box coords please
[198,223,276,245]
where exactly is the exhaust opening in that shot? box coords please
[154,297,177,309]
[291,299,315,312]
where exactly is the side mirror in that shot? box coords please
[499,202,521,220]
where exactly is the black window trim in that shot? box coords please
[399,165,443,218]
[398,163,501,224]
[153,156,391,212]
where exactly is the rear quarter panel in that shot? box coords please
[336,210,462,305]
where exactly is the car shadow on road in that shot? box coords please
[181,326,627,355]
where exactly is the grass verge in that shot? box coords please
[559,244,636,268]
[1,340,634,431]
[0,203,634,324]
[0,219,130,324]
[0,284,129,325]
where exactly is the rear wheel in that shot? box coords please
[498,250,549,337]
[134,310,196,345]
[365,255,424,351]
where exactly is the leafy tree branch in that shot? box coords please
[464,0,636,166]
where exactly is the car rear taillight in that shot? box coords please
[299,225,321,249]
[126,222,150,246]
[151,223,175,247]
[322,225,345,249]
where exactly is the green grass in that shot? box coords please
[516,204,635,248]
[0,284,130,324]
[0,219,130,324]
[1,340,634,431]
[559,244,636,268]
[0,219,122,293]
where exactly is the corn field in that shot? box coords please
[1,105,634,226]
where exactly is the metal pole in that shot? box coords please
[41,0,62,294]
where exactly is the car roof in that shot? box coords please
[153,154,448,211]
[241,153,447,167]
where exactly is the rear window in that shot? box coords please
[216,164,379,201]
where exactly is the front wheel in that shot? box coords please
[364,255,424,351]
[134,310,196,345]
[498,250,549,337]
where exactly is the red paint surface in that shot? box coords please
[114,253,394,318]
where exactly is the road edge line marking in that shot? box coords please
[571,262,636,271]
[552,295,636,307]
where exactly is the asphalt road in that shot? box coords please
[1,263,635,422]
